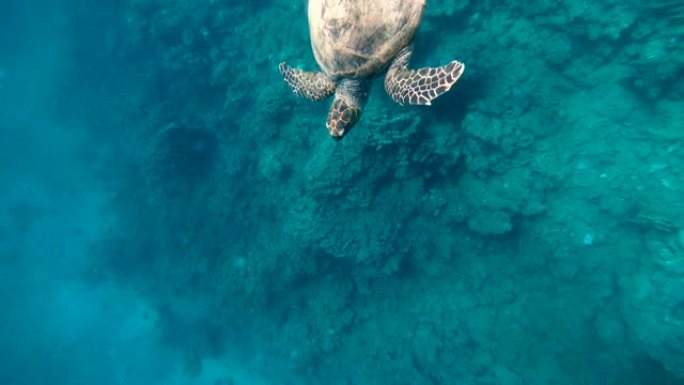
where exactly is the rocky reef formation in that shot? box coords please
[87,1,684,384]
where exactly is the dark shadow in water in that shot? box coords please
[634,354,684,385]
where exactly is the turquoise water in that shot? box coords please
[1,1,683,384]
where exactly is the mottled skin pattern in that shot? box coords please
[279,0,465,139]
[385,47,465,105]
[327,94,359,139]
[279,63,337,100]
[326,79,370,138]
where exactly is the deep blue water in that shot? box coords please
[1,1,684,384]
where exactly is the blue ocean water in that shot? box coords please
[1,0,683,384]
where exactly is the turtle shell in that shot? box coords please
[308,0,425,78]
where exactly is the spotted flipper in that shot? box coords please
[279,62,337,101]
[384,47,465,106]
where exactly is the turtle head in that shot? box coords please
[326,97,359,139]
[326,79,370,140]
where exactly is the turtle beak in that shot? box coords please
[327,122,347,140]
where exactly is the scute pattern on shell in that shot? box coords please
[308,0,425,78]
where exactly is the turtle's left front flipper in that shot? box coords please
[279,63,337,101]
[384,47,464,106]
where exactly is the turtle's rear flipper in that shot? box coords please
[384,48,464,106]
[279,62,337,101]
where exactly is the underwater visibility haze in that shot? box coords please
[1,0,684,384]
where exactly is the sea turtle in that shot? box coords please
[279,0,465,139]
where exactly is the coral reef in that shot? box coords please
[85,0,684,384]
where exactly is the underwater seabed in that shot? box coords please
[2,0,684,384]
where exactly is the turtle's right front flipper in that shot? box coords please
[384,47,464,106]
[279,63,337,101]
